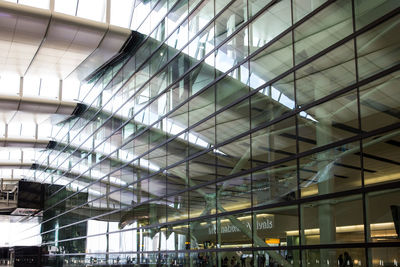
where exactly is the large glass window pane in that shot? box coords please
[189,86,215,126]
[166,1,188,37]
[251,117,297,166]
[252,159,298,207]
[188,23,215,61]
[355,0,399,29]
[249,33,293,87]
[189,251,217,266]
[214,0,247,46]
[217,174,252,212]
[301,195,364,245]
[298,90,360,153]
[366,188,400,243]
[293,0,326,23]
[217,213,252,249]
[362,130,400,186]
[294,0,352,65]
[189,185,216,218]
[369,247,400,267]
[216,98,250,144]
[299,141,362,198]
[188,0,214,41]
[216,63,249,106]
[189,217,217,249]
[360,71,399,132]
[217,135,251,177]
[356,15,400,80]
[251,74,295,129]
[249,0,292,54]
[188,152,216,186]
[254,205,299,248]
[296,41,356,106]
[149,0,168,34]
[166,191,188,222]
[215,27,248,73]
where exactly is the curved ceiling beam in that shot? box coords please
[0,162,32,169]
[0,137,48,148]
[0,95,76,115]
[0,1,131,80]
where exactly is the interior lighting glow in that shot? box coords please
[286,222,396,236]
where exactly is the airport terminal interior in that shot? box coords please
[0,0,399,266]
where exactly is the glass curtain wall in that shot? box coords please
[21,0,400,266]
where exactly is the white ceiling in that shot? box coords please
[0,0,131,79]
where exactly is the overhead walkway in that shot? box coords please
[0,179,42,215]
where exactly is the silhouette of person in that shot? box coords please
[343,252,353,267]
[338,254,344,267]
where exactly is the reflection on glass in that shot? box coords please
[252,160,298,207]
[188,0,214,41]
[366,188,400,243]
[190,251,217,266]
[357,16,400,80]
[254,205,299,248]
[250,33,293,87]
[189,185,216,218]
[294,0,352,65]
[215,0,247,46]
[217,213,252,249]
[355,0,399,29]
[217,136,251,177]
[369,247,400,267]
[251,117,297,165]
[360,71,400,132]
[298,90,359,153]
[216,99,250,143]
[254,250,300,267]
[362,130,400,186]
[302,248,365,267]
[217,174,251,212]
[301,195,364,245]
[296,41,356,106]
[189,217,217,250]
[19,0,399,263]
[299,141,362,197]
[293,0,326,23]
[249,0,291,53]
